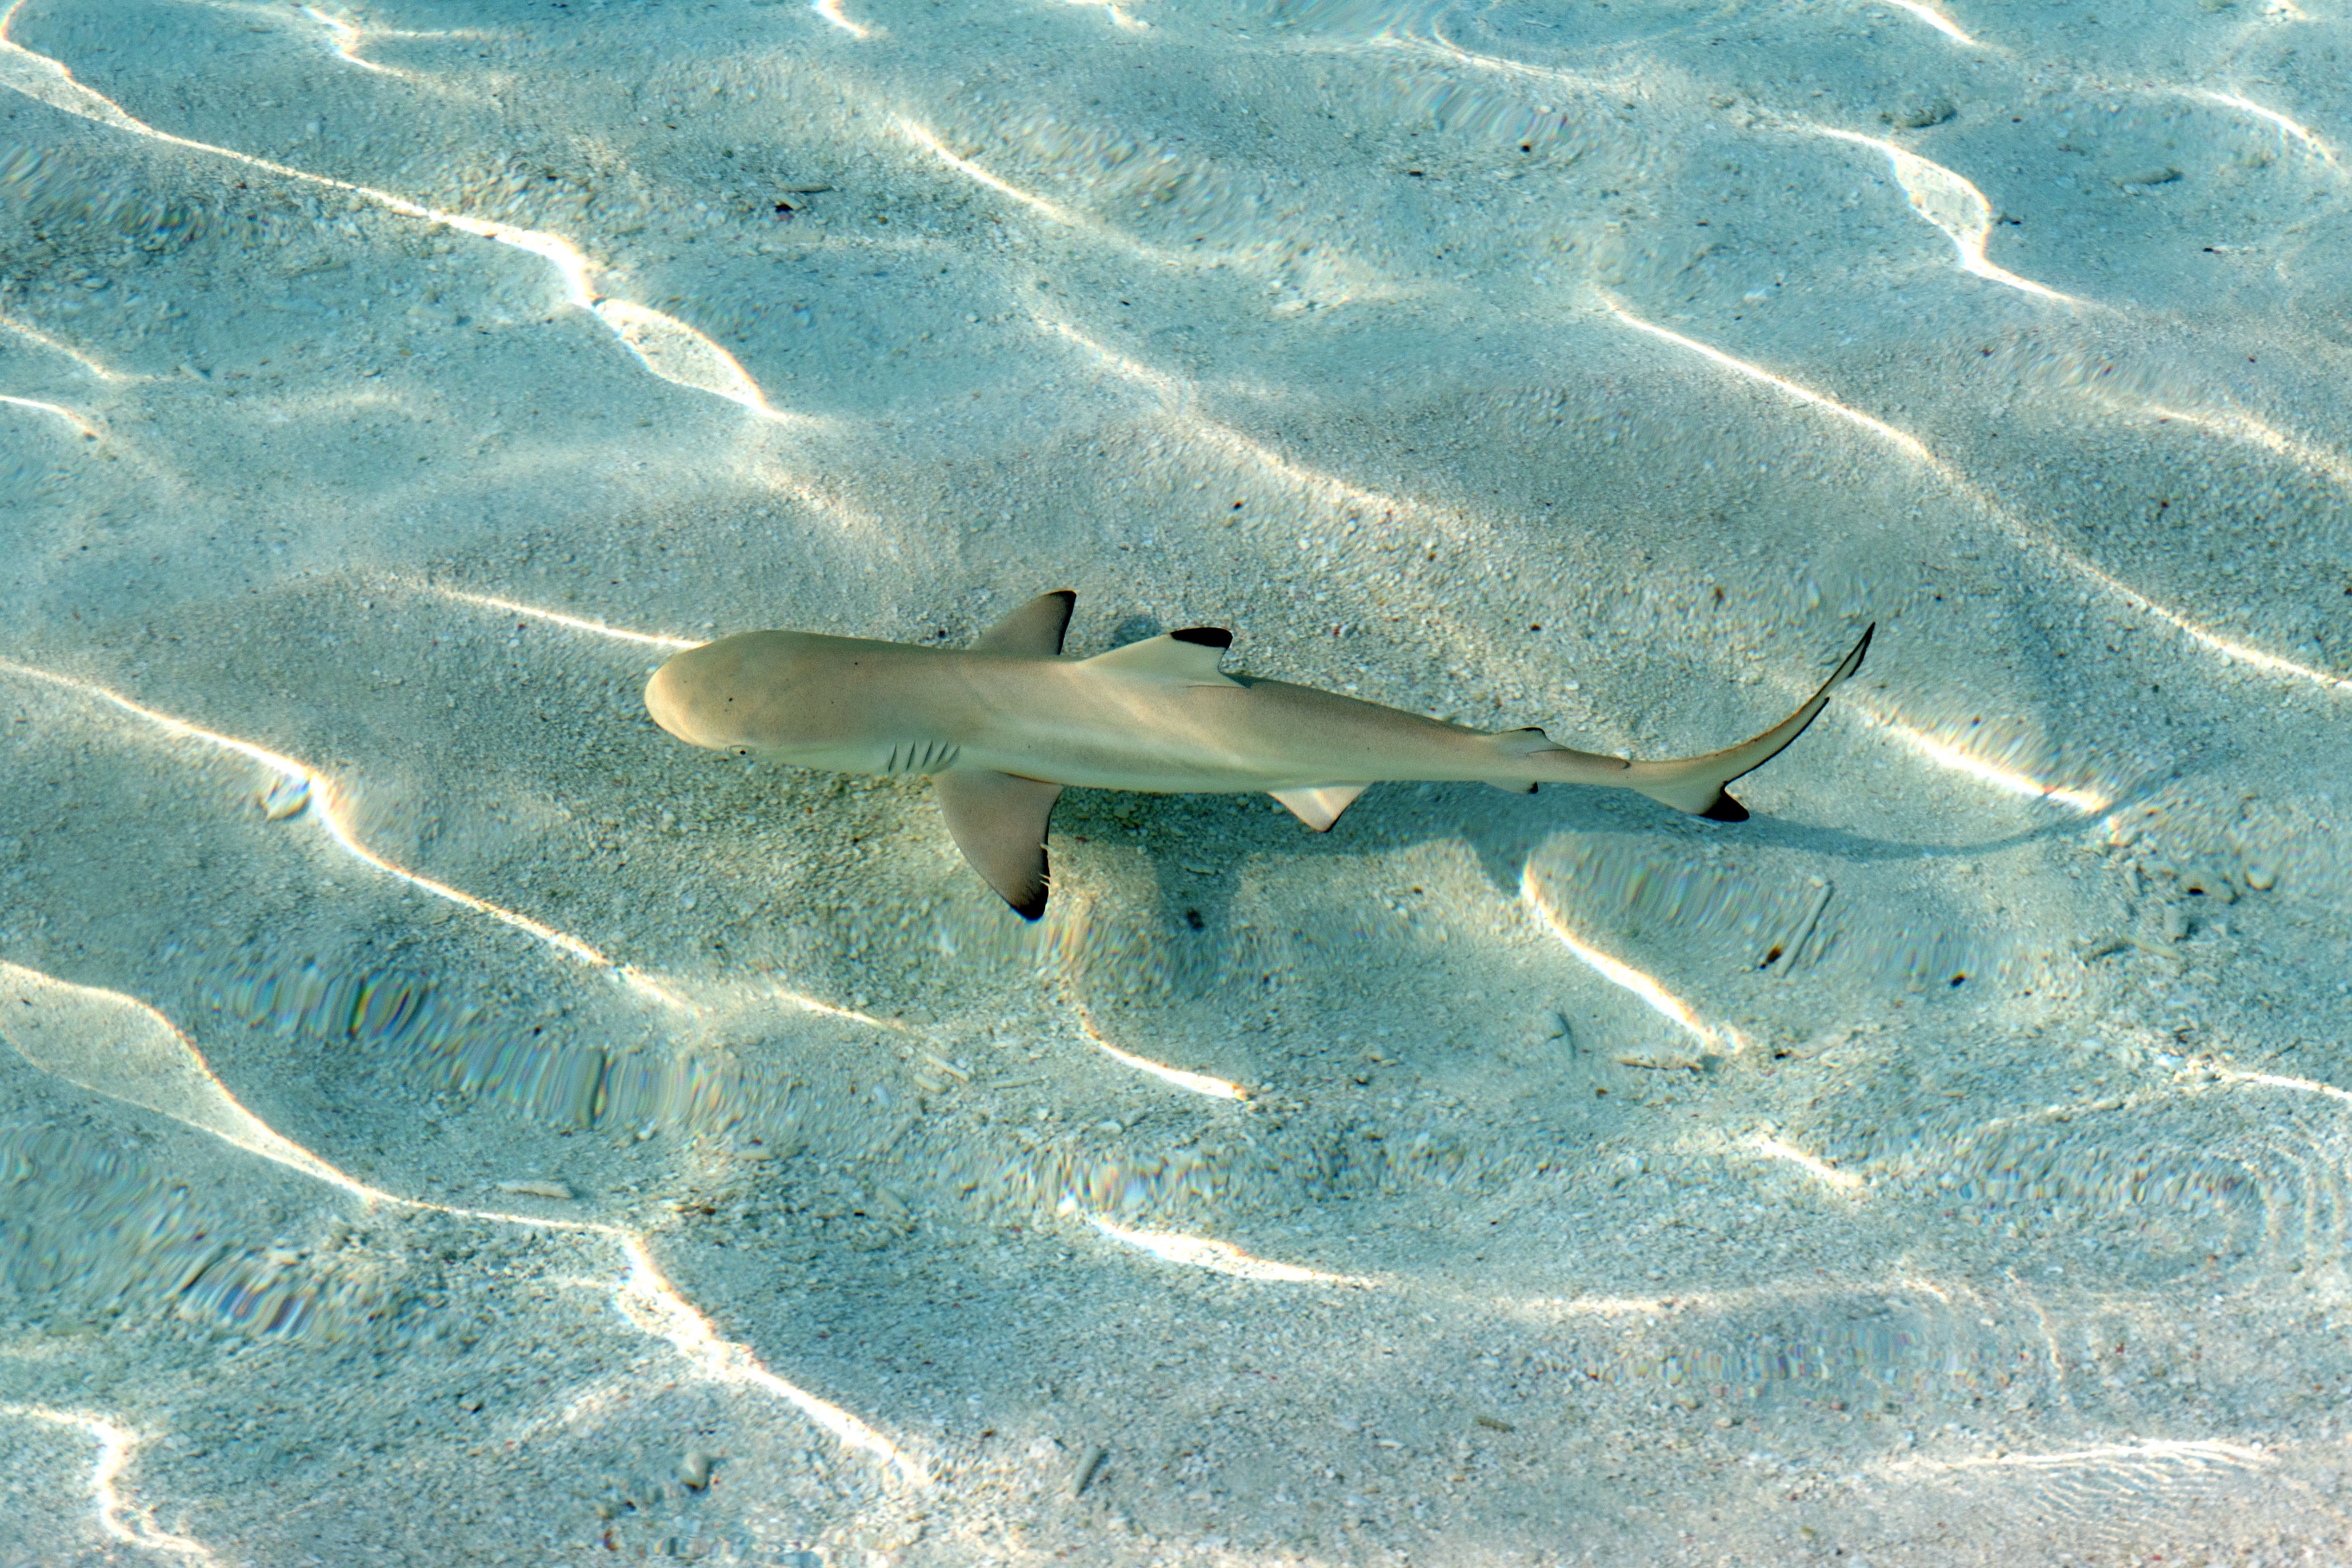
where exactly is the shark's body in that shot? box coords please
[645,591,1872,918]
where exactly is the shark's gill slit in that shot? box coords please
[643,593,1872,919]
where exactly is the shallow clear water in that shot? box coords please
[2,0,2349,1562]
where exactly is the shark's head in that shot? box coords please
[644,630,854,754]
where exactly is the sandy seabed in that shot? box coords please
[2,0,2351,1562]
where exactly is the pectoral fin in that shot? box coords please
[934,768,1064,919]
[1270,784,1368,832]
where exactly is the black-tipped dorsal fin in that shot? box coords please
[933,768,1064,919]
[973,590,1076,657]
[1082,627,1241,685]
[1270,784,1368,832]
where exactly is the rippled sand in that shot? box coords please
[2,0,2349,1561]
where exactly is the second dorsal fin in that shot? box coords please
[1081,627,1241,685]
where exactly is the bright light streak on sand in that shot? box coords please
[1748,1134,1867,1195]
[1060,0,1149,29]
[615,1236,929,1483]
[1883,1438,2272,1477]
[2195,89,2340,168]
[891,114,1396,307]
[0,962,923,1485]
[422,585,699,650]
[1606,303,1950,474]
[1841,701,2110,812]
[1522,871,1743,1053]
[0,392,100,437]
[1042,316,1453,538]
[1087,1218,1372,1285]
[0,962,387,1198]
[1601,303,2347,699]
[298,5,398,74]
[808,0,873,37]
[0,657,692,1009]
[1401,25,1642,96]
[2054,547,2352,696]
[2140,400,2352,492]
[2215,1067,2352,1107]
[1814,128,2076,302]
[0,6,808,424]
[1040,317,1184,401]
[591,298,803,420]
[1073,1004,1246,1099]
[899,118,1081,226]
[1880,0,1982,47]
[0,313,128,380]
[755,981,906,1033]
[0,1406,216,1564]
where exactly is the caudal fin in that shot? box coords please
[1623,626,1873,820]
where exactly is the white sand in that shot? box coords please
[2,0,2350,1561]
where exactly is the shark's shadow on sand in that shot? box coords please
[1067,761,2171,994]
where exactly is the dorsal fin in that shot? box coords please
[973,590,1076,657]
[1081,627,1241,685]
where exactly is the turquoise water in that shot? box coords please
[2,0,2350,1561]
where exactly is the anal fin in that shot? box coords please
[934,768,1064,919]
[1270,784,1369,832]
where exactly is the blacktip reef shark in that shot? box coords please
[644,592,1873,920]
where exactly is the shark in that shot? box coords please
[644,591,1872,920]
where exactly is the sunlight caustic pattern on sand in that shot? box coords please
[1880,1437,2274,1480]
[1058,0,1150,34]
[0,656,693,1009]
[292,3,465,77]
[898,118,1083,228]
[1087,1218,1373,1286]
[2132,398,2352,495]
[2052,546,2352,698]
[0,390,101,438]
[413,583,700,651]
[0,1404,217,1565]
[2191,89,2342,170]
[1040,315,1466,549]
[1521,868,1747,1055]
[0,2,813,425]
[615,1236,930,1485]
[0,960,930,1486]
[894,115,1395,306]
[1880,0,1985,48]
[1812,128,2078,303]
[1604,303,2352,703]
[1840,697,2113,813]
[0,310,131,380]
[1746,1133,1869,1196]
[1071,1001,1247,1100]
[1,962,379,1198]
[808,0,873,40]
[1387,25,1645,100]
[1604,302,1951,476]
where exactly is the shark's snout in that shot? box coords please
[644,630,837,752]
[644,644,719,746]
